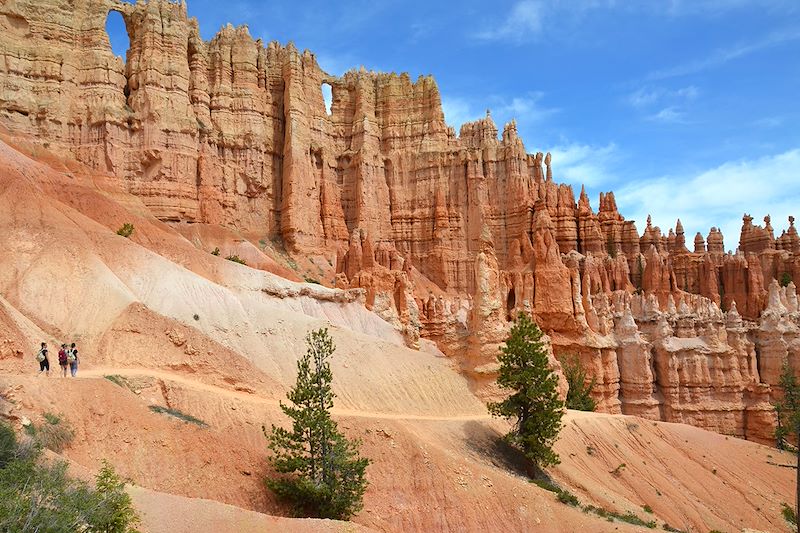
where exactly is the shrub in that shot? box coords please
[116,223,134,238]
[27,412,75,453]
[211,247,220,256]
[193,314,200,321]
[780,272,793,287]
[782,502,797,526]
[0,423,16,468]
[610,463,626,476]
[563,356,597,411]
[557,489,579,506]
[303,276,321,284]
[643,504,653,513]
[148,406,207,428]
[0,422,140,532]
[225,255,247,265]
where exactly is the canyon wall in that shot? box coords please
[2,0,799,443]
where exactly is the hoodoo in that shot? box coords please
[2,0,799,445]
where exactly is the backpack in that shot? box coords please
[36,349,46,363]
[67,350,76,363]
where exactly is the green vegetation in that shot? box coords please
[563,356,597,411]
[662,524,685,532]
[211,247,220,256]
[643,504,653,513]
[582,505,657,528]
[0,421,140,532]
[104,374,136,392]
[116,223,135,238]
[24,412,74,453]
[148,406,208,428]
[610,463,627,476]
[225,254,247,265]
[531,477,578,506]
[780,272,793,287]
[774,362,800,530]
[488,313,564,469]
[264,328,369,520]
[303,276,321,284]
[783,502,798,526]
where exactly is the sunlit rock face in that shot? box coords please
[2,0,798,443]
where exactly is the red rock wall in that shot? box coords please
[2,0,799,443]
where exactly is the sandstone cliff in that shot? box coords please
[1,0,798,443]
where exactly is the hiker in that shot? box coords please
[58,344,68,378]
[68,343,79,377]
[36,342,50,376]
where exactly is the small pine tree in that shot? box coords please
[90,461,140,533]
[488,313,565,469]
[781,272,793,288]
[563,356,597,412]
[775,361,800,533]
[265,328,369,520]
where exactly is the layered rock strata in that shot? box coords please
[2,0,798,443]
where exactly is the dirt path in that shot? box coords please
[72,367,493,422]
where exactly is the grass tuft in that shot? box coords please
[148,405,207,427]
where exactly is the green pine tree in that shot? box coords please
[264,328,369,520]
[563,356,597,412]
[775,361,800,533]
[488,313,565,469]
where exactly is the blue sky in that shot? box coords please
[106,1,800,251]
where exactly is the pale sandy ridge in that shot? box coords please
[70,367,493,422]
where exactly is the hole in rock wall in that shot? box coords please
[105,11,130,61]
[105,11,131,100]
[321,83,333,116]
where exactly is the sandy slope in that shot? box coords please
[0,132,794,532]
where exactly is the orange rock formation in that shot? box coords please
[2,0,798,443]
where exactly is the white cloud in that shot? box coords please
[614,149,800,252]
[647,27,800,80]
[628,85,699,109]
[476,1,544,43]
[545,142,619,189]
[648,106,687,123]
[441,97,483,130]
[441,92,558,132]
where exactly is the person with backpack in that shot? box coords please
[36,342,50,376]
[57,344,68,377]
[68,343,79,377]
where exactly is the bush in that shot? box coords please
[0,424,16,468]
[26,412,75,453]
[563,356,597,411]
[780,272,793,287]
[211,247,220,256]
[782,502,797,526]
[148,405,207,428]
[0,421,140,532]
[556,489,579,506]
[225,255,247,265]
[116,223,134,238]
